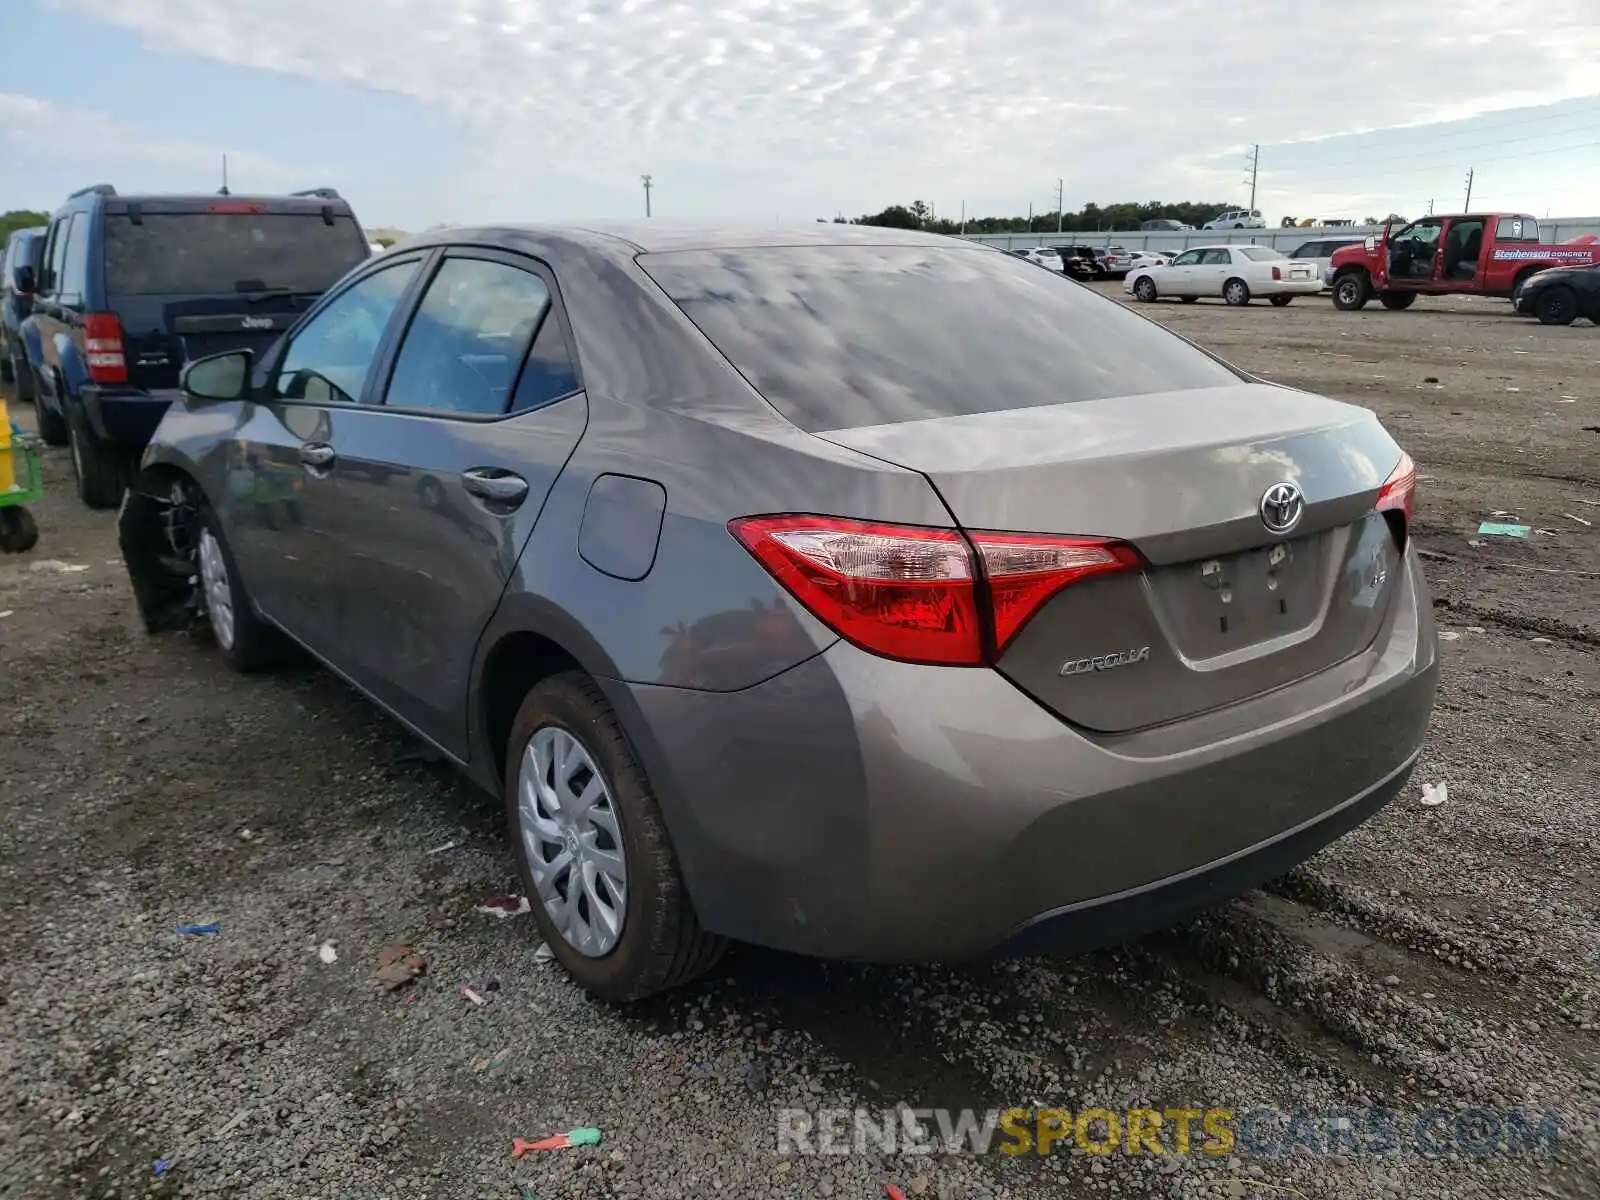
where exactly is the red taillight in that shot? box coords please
[1271,266,1282,281]
[84,313,127,384]
[1375,451,1416,544]
[208,202,264,214]
[728,515,1140,667]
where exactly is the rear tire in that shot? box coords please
[0,507,38,554]
[505,671,727,1002]
[0,352,12,383]
[1223,278,1251,306]
[1332,271,1370,311]
[66,405,132,510]
[1379,291,1417,311]
[1534,286,1577,326]
[1270,295,1293,307]
[196,502,287,671]
[1180,296,1198,304]
[1133,276,1158,302]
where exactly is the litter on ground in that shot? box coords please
[1477,522,1531,538]
[373,945,426,989]
[1562,512,1592,527]
[459,984,487,1006]
[425,840,458,855]
[512,1127,603,1157]
[1420,782,1449,808]
[475,894,531,919]
[318,941,338,964]
[534,943,556,964]
[177,923,221,936]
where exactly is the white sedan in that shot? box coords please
[1122,244,1322,306]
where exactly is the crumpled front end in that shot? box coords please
[118,470,207,634]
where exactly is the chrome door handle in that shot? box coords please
[300,442,335,468]
[461,468,528,506]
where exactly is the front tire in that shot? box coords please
[196,505,288,671]
[1379,291,1417,311]
[1133,276,1158,302]
[506,672,726,1002]
[1534,286,1577,326]
[1223,278,1251,306]
[1332,271,1370,311]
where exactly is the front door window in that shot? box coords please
[1389,220,1443,281]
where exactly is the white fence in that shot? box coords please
[959,216,1600,256]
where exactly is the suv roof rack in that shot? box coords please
[290,187,342,200]
[68,183,117,199]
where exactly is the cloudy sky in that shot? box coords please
[3,0,1600,230]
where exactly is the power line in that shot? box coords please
[1267,136,1600,184]
[1264,101,1600,171]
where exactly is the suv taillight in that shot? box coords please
[84,313,127,384]
[728,515,1142,666]
[1375,451,1416,547]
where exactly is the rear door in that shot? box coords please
[308,249,588,755]
[28,214,75,394]
[101,200,372,392]
[1197,248,1234,294]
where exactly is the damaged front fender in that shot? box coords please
[119,470,207,634]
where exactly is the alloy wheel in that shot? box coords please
[518,726,628,957]
[197,528,236,651]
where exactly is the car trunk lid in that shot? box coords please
[817,383,1408,732]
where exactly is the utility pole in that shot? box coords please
[641,173,653,217]
[219,153,230,196]
[1028,201,1033,232]
[1426,198,1434,216]
[1245,144,1260,212]
[1056,178,1065,233]
[1463,168,1474,210]
[960,200,966,234]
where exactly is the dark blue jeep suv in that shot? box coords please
[1,225,46,402]
[19,184,371,507]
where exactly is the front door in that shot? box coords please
[221,254,425,649]
[27,214,75,404]
[1166,248,1204,295]
[1385,218,1444,289]
[311,250,589,756]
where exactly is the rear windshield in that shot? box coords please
[104,213,369,296]
[1237,246,1285,261]
[639,245,1242,431]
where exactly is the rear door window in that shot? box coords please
[104,212,369,296]
[58,216,90,304]
[639,245,1241,432]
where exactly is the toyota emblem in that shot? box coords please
[1259,482,1305,535]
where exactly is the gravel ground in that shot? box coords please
[2,288,1597,1199]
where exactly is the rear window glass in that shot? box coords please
[104,213,369,296]
[639,245,1242,431]
[1237,246,1286,261]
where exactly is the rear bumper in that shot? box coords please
[1264,279,1325,296]
[81,386,179,446]
[610,547,1438,961]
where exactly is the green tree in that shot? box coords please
[0,209,51,246]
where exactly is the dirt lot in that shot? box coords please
[2,289,1597,1200]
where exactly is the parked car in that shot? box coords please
[1512,263,1600,326]
[1054,245,1103,279]
[1288,237,1366,289]
[1,226,46,402]
[1328,212,1600,312]
[1128,250,1173,271]
[1096,248,1135,279]
[1140,219,1190,232]
[1124,244,1322,305]
[1203,209,1267,230]
[19,183,371,507]
[120,221,1437,1002]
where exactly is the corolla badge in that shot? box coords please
[1259,482,1305,535]
[1059,646,1151,677]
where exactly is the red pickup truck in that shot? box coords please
[1327,212,1600,311]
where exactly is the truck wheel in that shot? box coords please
[1223,278,1251,306]
[1379,292,1417,311]
[1534,286,1577,326]
[506,671,727,1002]
[33,372,67,445]
[1133,276,1158,302]
[66,406,133,510]
[1332,271,1370,311]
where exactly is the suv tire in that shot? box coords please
[505,671,726,1002]
[67,405,132,509]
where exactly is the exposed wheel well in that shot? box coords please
[481,631,584,787]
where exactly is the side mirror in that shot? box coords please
[12,264,36,295]
[181,349,254,403]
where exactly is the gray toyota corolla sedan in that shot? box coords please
[119,222,1438,1001]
